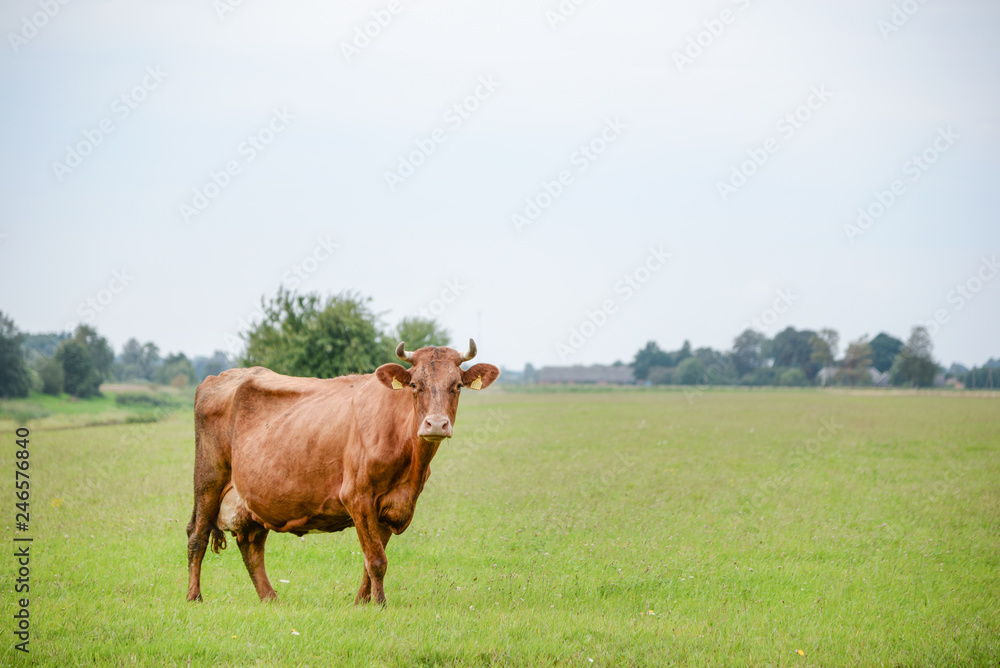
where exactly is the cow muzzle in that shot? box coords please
[418,415,453,440]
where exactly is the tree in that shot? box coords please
[769,327,820,380]
[74,324,114,383]
[117,338,161,381]
[240,288,385,378]
[647,366,673,385]
[836,336,873,386]
[390,317,450,363]
[118,338,143,380]
[631,341,673,381]
[56,339,101,397]
[731,328,766,377]
[809,328,839,371]
[140,342,161,380]
[154,352,197,387]
[742,366,781,386]
[693,347,733,384]
[21,331,70,364]
[40,356,64,395]
[675,357,705,385]
[890,326,938,387]
[0,311,31,398]
[196,351,232,381]
[778,367,808,386]
[964,362,997,389]
[869,332,903,373]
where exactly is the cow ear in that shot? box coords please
[376,364,411,390]
[462,364,500,390]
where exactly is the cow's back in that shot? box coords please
[194,366,321,462]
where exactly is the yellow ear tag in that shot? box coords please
[392,378,403,390]
[470,376,483,390]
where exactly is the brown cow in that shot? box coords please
[185,339,499,605]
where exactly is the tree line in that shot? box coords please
[630,325,950,388]
[3,293,997,399]
[0,311,234,399]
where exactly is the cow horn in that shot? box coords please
[395,342,414,363]
[460,338,477,362]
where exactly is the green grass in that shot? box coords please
[2,390,998,666]
[0,388,187,431]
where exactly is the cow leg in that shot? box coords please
[186,481,228,602]
[354,519,392,606]
[236,525,277,601]
[355,524,392,604]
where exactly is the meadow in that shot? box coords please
[1,388,998,666]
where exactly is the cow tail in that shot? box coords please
[210,526,227,553]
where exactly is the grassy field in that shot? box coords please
[0,386,190,431]
[2,389,998,666]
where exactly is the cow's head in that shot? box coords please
[375,339,499,442]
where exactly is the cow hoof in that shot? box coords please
[187,594,204,603]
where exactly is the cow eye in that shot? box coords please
[409,382,417,389]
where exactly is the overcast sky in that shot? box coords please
[1,0,998,371]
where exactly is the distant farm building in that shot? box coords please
[537,365,635,385]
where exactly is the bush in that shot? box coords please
[56,340,100,398]
[647,366,674,385]
[0,402,51,422]
[675,358,705,385]
[125,411,161,424]
[40,357,64,396]
[27,367,43,394]
[778,368,808,386]
[0,311,30,399]
[115,391,173,408]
